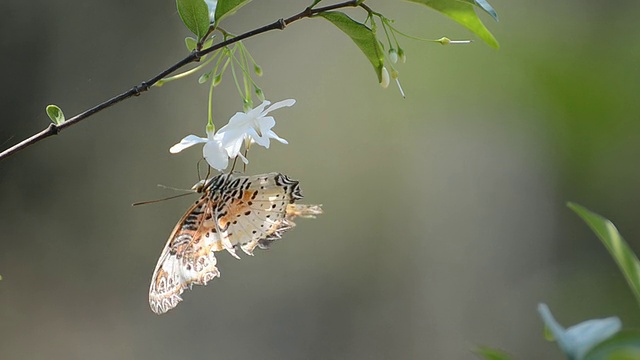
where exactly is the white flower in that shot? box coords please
[204,0,218,22]
[215,99,294,160]
[170,127,229,171]
[538,303,622,360]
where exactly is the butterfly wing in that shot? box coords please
[149,172,322,315]
[149,195,221,315]
[214,173,303,255]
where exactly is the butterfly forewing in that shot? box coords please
[148,172,318,315]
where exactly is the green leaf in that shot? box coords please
[214,0,252,26]
[176,0,210,40]
[568,202,640,308]
[202,37,214,50]
[46,104,65,125]
[474,346,513,360]
[585,330,640,360]
[407,0,499,48]
[317,11,385,82]
[185,36,197,51]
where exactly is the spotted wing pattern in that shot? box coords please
[149,172,321,314]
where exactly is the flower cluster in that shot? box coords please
[170,99,295,171]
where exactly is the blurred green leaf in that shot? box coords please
[407,0,499,48]
[202,37,214,50]
[585,330,640,360]
[214,0,252,26]
[176,0,210,40]
[568,202,640,309]
[185,36,197,51]
[474,346,513,360]
[46,104,65,125]
[317,11,385,82]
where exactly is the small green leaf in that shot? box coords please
[318,11,385,82]
[568,202,640,309]
[46,104,65,125]
[585,330,640,360]
[202,37,214,50]
[176,0,211,40]
[214,0,252,26]
[185,36,197,51]
[407,0,499,48]
[474,346,513,360]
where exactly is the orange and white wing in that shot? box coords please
[149,196,221,315]
[215,173,304,255]
[148,172,323,315]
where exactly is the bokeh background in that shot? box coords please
[2,0,640,359]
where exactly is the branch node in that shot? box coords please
[133,82,149,96]
[277,18,286,30]
[47,123,59,135]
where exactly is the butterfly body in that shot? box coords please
[149,172,321,315]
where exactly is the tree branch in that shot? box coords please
[0,0,361,161]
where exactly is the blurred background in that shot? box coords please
[1,0,640,359]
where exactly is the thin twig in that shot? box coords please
[0,0,361,161]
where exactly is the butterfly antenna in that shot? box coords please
[132,192,195,206]
[156,184,195,192]
[196,158,206,182]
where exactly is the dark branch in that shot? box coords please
[0,0,361,161]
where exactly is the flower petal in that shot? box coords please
[215,129,244,158]
[203,139,229,170]
[169,135,208,153]
[263,99,296,115]
[245,127,269,148]
[249,100,271,118]
[266,130,288,144]
[224,112,251,127]
[237,151,249,164]
[256,116,276,132]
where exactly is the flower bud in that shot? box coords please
[213,73,222,86]
[198,72,211,84]
[389,49,398,64]
[254,64,263,76]
[438,37,451,45]
[255,87,265,102]
[243,99,253,112]
[437,37,471,45]
[398,48,406,63]
[380,67,390,88]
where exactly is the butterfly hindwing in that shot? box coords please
[148,172,319,315]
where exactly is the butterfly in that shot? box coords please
[149,172,322,314]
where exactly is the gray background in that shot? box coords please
[1,0,640,359]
